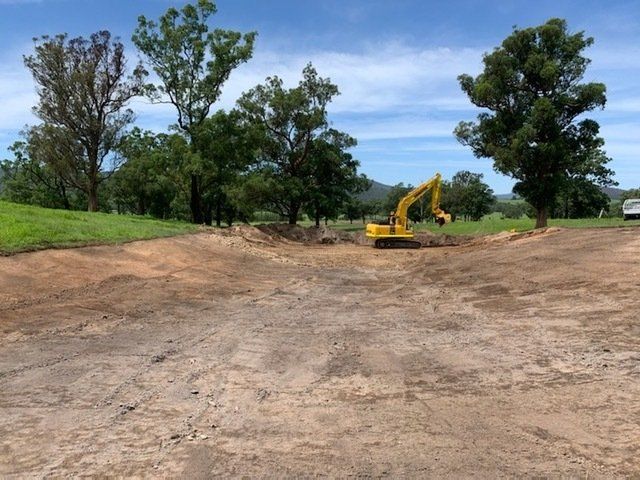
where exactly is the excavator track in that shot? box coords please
[374,238,422,249]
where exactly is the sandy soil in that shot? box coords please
[1,226,639,478]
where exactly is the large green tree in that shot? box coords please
[455,18,614,228]
[24,31,145,211]
[110,128,182,218]
[441,171,495,221]
[554,178,610,218]
[192,110,258,226]
[237,64,343,224]
[304,130,369,227]
[132,0,256,224]
[1,137,77,209]
[383,183,424,223]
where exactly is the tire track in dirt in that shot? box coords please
[1,227,640,477]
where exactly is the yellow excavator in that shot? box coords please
[366,173,451,249]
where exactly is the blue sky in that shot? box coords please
[1,0,639,193]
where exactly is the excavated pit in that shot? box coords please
[1,225,639,477]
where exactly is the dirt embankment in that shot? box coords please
[220,222,471,248]
[1,226,639,477]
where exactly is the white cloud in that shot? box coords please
[0,67,37,130]
[216,43,485,114]
[604,97,640,113]
[335,116,457,140]
[589,45,640,71]
[2,37,639,187]
[1,40,484,136]
[600,122,640,143]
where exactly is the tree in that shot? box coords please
[237,64,344,224]
[132,0,256,224]
[554,178,609,218]
[441,171,494,221]
[192,110,259,226]
[109,128,182,218]
[621,188,640,202]
[493,201,534,219]
[455,18,614,228]
[343,198,381,224]
[383,183,424,222]
[1,139,75,209]
[343,197,363,224]
[304,130,369,227]
[24,31,145,211]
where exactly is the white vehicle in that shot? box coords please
[623,198,640,220]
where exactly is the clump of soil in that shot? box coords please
[220,223,472,248]
[414,230,472,247]
[474,226,563,246]
[253,223,354,244]
[219,225,277,245]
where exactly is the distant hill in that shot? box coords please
[362,181,626,204]
[495,193,521,200]
[357,180,392,202]
[496,186,626,201]
[602,186,625,200]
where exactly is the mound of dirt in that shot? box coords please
[218,225,278,246]
[474,226,563,246]
[254,223,355,244]
[216,223,514,249]
[414,230,473,247]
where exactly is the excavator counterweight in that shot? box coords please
[365,173,451,249]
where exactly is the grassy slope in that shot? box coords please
[0,201,198,254]
[418,216,640,235]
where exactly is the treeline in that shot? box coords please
[0,1,368,226]
[363,170,622,224]
[1,8,630,228]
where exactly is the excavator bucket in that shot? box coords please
[435,212,451,226]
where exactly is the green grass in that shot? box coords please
[300,215,640,236]
[0,201,198,254]
[418,216,640,235]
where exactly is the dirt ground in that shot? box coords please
[1,225,639,478]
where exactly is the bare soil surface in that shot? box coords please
[1,226,639,478]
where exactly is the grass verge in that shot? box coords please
[299,216,640,235]
[0,201,198,254]
[418,216,640,235]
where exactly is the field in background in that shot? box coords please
[3,200,639,254]
[305,215,640,235]
[0,201,197,254]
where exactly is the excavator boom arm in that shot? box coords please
[394,173,449,224]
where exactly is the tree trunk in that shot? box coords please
[203,201,213,226]
[87,183,98,212]
[288,203,299,225]
[59,182,70,210]
[190,174,203,224]
[315,208,321,227]
[535,206,548,228]
[215,198,222,227]
[137,196,146,216]
[349,218,353,224]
